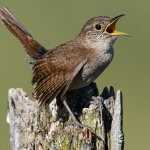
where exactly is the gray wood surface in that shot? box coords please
[7,83,124,150]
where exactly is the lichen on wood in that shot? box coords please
[7,82,124,150]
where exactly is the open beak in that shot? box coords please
[105,14,128,36]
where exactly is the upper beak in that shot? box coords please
[105,14,128,36]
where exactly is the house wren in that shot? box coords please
[0,8,127,129]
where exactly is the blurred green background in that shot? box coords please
[0,0,149,149]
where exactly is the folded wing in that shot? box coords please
[32,46,87,105]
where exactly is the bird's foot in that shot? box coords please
[91,96,103,101]
[90,96,103,105]
[73,120,91,130]
[73,120,93,138]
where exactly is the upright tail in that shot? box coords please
[0,7,47,59]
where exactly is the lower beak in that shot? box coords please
[105,14,128,36]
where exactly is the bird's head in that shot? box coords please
[79,14,128,46]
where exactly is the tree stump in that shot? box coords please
[7,83,124,150]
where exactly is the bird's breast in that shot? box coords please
[70,47,114,90]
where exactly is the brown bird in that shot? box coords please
[0,7,127,128]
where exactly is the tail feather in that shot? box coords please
[0,7,47,59]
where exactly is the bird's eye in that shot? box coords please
[95,24,101,30]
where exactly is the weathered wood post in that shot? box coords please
[7,83,124,150]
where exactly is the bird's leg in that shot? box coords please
[62,100,82,127]
[62,97,92,131]
[62,98,105,142]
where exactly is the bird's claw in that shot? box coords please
[73,120,94,136]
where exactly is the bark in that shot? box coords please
[7,83,124,150]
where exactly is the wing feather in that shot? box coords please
[33,56,87,105]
